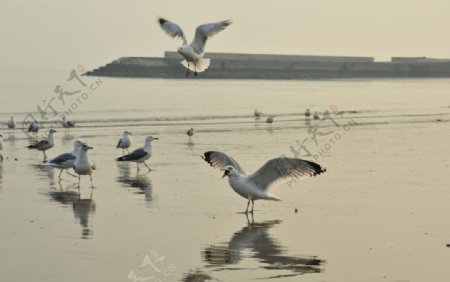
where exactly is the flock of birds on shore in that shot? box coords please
[0,107,326,213]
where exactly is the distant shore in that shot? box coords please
[85,52,450,80]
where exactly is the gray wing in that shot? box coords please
[203,151,245,175]
[249,157,326,192]
[48,153,76,164]
[116,138,122,149]
[158,18,187,45]
[191,20,232,54]
[27,139,48,149]
[117,148,148,161]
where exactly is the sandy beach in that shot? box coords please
[0,71,449,281]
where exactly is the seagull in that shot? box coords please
[313,111,320,120]
[74,143,96,187]
[116,136,158,172]
[305,109,311,117]
[26,129,56,160]
[117,131,132,155]
[158,17,232,76]
[7,116,16,131]
[254,109,262,118]
[60,115,75,133]
[266,116,274,124]
[0,134,3,161]
[28,121,40,136]
[202,151,326,213]
[186,128,194,137]
[44,140,83,180]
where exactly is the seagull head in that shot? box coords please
[124,131,131,135]
[49,129,57,134]
[145,136,159,143]
[81,143,93,151]
[222,165,238,178]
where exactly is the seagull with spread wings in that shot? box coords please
[158,17,232,76]
[203,151,326,213]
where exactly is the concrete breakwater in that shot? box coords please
[85,52,450,79]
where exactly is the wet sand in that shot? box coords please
[0,72,450,281]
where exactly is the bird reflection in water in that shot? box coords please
[48,183,96,239]
[200,214,325,279]
[117,162,154,206]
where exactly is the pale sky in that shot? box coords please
[1,0,449,70]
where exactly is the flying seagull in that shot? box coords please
[44,139,83,180]
[26,129,56,160]
[116,136,158,172]
[117,131,132,155]
[203,151,326,213]
[158,17,232,76]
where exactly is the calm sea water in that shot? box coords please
[0,69,449,282]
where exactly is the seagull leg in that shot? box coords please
[186,62,190,76]
[137,163,140,172]
[144,162,152,172]
[250,200,255,214]
[245,200,250,214]
[78,175,81,187]
[58,169,63,180]
[89,174,94,188]
[43,150,47,160]
[65,170,77,178]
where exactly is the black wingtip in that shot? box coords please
[158,18,167,26]
[116,156,125,161]
[304,159,327,176]
[202,151,214,167]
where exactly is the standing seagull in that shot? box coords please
[266,116,274,124]
[74,143,95,187]
[313,111,320,120]
[158,17,232,76]
[60,115,76,133]
[203,151,326,213]
[254,109,262,118]
[7,116,16,132]
[28,121,40,136]
[44,140,83,181]
[116,136,158,172]
[0,134,2,162]
[305,109,311,117]
[26,129,56,160]
[186,128,194,138]
[117,131,132,155]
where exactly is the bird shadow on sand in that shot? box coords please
[116,162,154,206]
[46,182,96,239]
[182,213,325,281]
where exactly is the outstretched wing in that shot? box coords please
[202,151,245,175]
[249,157,326,192]
[191,20,232,54]
[158,18,187,45]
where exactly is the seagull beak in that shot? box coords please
[88,146,93,150]
[153,137,159,140]
[222,170,229,178]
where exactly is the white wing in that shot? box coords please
[191,20,232,55]
[158,18,187,45]
[203,151,245,175]
[249,157,326,192]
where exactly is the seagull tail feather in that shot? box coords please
[181,58,210,73]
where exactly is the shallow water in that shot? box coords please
[0,69,449,281]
